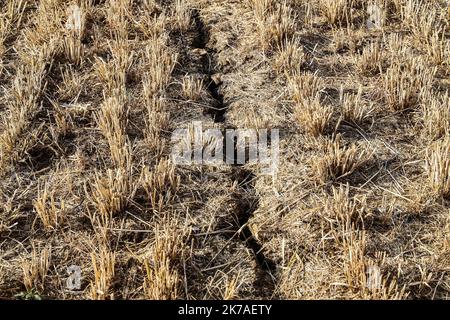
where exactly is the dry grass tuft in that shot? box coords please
[288,72,324,103]
[427,28,450,66]
[144,97,170,154]
[141,159,180,213]
[340,86,374,123]
[294,94,333,137]
[96,95,131,169]
[318,0,350,26]
[420,92,450,141]
[90,248,116,300]
[354,41,383,76]
[21,245,51,293]
[343,233,407,299]
[142,40,178,98]
[253,1,297,51]
[33,183,65,231]
[174,0,192,31]
[384,58,436,111]
[89,169,131,228]
[181,76,204,101]
[401,0,440,45]
[107,0,131,38]
[0,44,54,170]
[143,227,184,299]
[273,38,305,76]
[325,184,364,228]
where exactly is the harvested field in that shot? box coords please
[0,0,449,300]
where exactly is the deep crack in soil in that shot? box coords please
[231,168,277,297]
[192,10,277,298]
